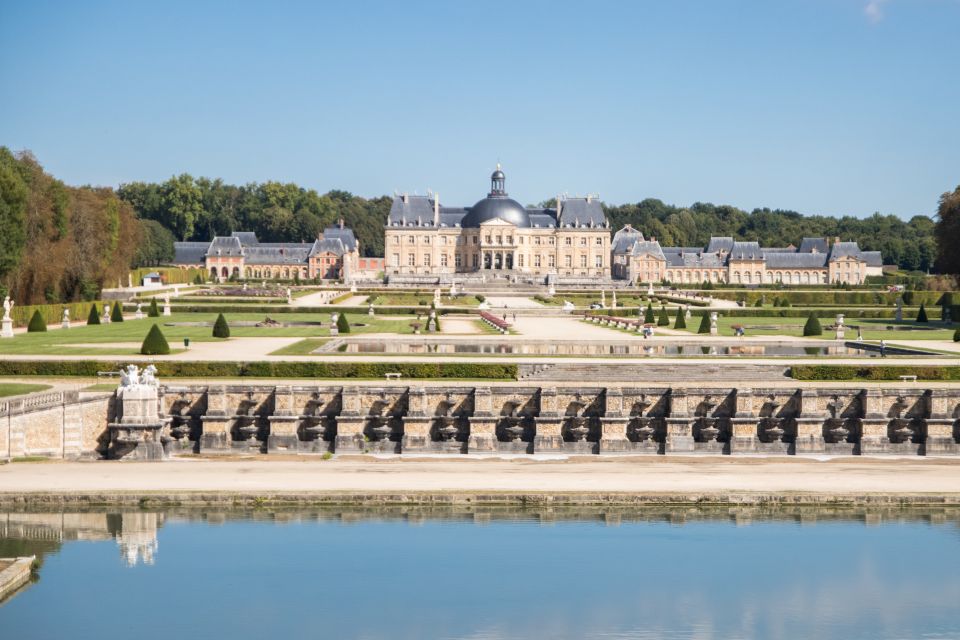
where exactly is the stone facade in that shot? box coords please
[170,223,381,282]
[6,385,958,459]
[385,167,611,283]
[611,226,884,285]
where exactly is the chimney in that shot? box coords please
[651,236,656,243]
[834,236,840,245]
[434,193,439,225]
[339,217,344,229]
[556,194,562,218]
[402,193,408,204]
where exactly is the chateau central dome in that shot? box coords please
[461,165,531,228]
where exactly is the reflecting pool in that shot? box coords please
[2,508,959,639]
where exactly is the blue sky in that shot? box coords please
[1,0,957,218]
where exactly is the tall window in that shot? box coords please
[455,255,462,268]
[548,255,555,267]
[440,254,448,267]
[565,237,572,246]
[392,254,399,267]
[565,255,572,267]
[595,237,603,245]
[580,237,586,246]
[424,254,431,266]
[534,255,541,267]
[595,255,602,268]
[407,253,415,266]
[580,255,587,267]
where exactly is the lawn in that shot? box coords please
[365,293,481,308]
[0,312,419,355]
[268,339,330,356]
[671,315,957,340]
[0,382,52,397]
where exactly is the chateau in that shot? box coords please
[384,166,611,283]
[611,225,883,285]
[171,223,383,281]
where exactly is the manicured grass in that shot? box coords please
[0,383,52,397]
[0,312,420,356]
[268,339,330,356]
[366,293,480,308]
[672,315,957,340]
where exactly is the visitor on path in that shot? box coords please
[879,339,887,358]
[857,327,863,341]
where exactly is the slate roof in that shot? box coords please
[828,241,864,260]
[798,237,828,254]
[557,198,607,228]
[729,241,763,260]
[322,226,357,252]
[764,252,828,268]
[706,237,734,253]
[611,225,645,254]
[664,251,725,268]
[231,231,260,246]
[309,238,347,257]
[862,251,883,267]
[171,242,210,265]
[243,244,313,265]
[630,241,667,261]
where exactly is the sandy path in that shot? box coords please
[2,458,959,495]
[484,296,543,309]
[440,318,482,334]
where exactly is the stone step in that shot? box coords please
[517,363,790,383]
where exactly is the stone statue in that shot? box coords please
[2,295,13,321]
[135,303,143,320]
[611,291,618,309]
[120,364,141,387]
[895,296,903,322]
[140,364,158,387]
[709,312,719,336]
[685,306,692,322]
[62,308,70,328]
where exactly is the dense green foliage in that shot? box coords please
[954,327,960,343]
[0,360,517,380]
[140,324,170,355]
[935,186,960,276]
[87,303,100,325]
[644,303,655,324]
[657,305,670,326]
[602,198,934,271]
[117,177,390,257]
[212,313,230,338]
[0,149,140,304]
[791,365,960,381]
[802,314,823,336]
[916,303,928,323]
[697,312,711,334]
[148,298,159,317]
[674,306,686,329]
[26,310,46,332]
[110,301,124,322]
[131,219,176,267]
[336,312,351,333]
[8,300,104,329]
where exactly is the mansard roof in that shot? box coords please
[171,241,209,265]
[729,241,763,260]
[244,244,312,265]
[309,237,347,257]
[664,250,725,268]
[612,225,645,254]
[231,231,260,246]
[207,236,243,256]
[764,252,828,268]
[861,251,883,267]
[828,241,865,261]
[322,226,357,251]
[557,198,607,228]
[630,241,666,261]
[798,237,829,254]
[706,237,734,253]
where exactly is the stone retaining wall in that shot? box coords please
[6,384,960,459]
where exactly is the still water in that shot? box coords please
[2,508,959,639]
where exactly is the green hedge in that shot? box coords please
[163,305,448,316]
[791,365,960,381]
[699,289,958,307]
[11,300,106,329]
[130,267,208,285]
[0,360,518,380]
[593,307,922,320]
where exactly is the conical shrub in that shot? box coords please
[337,312,351,334]
[27,310,47,332]
[644,303,654,324]
[110,301,124,323]
[674,307,686,329]
[657,305,670,326]
[148,298,159,317]
[954,327,960,343]
[916,303,928,323]
[212,313,230,338]
[140,324,170,355]
[697,313,711,334]
[803,313,822,336]
[87,304,101,325]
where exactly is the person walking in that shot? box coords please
[879,339,887,358]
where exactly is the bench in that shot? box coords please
[898,375,917,382]
[384,372,402,380]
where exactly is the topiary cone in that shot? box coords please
[140,324,170,355]
[27,309,47,332]
[148,298,159,317]
[674,306,686,329]
[111,301,124,322]
[337,312,351,334]
[212,313,230,338]
[803,313,823,336]
[87,304,101,325]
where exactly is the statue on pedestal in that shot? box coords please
[62,308,71,329]
[1,296,14,338]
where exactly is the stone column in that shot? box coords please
[599,387,630,452]
[859,389,891,454]
[267,385,300,453]
[401,387,432,452]
[729,388,757,454]
[467,387,497,452]
[334,386,365,453]
[665,388,694,453]
[926,389,959,454]
[794,389,827,454]
[200,385,231,453]
[533,387,563,452]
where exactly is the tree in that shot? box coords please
[160,174,204,240]
[935,186,960,276]
[644,303,655,324]
[697,313,711,334]
[0,148,28,279]
[674,306,686,329]
[916,303,928,323]
[954,327,960,343]
[657,305,670,326]
[140,324,170,355]
[803,314,822,336]
[337,312,351,334]
[212,313,230,338]
[132,219,176,267]
[27,309,46,332]
[148,298,159,317]
[87,303,101,325]
[111,301,124,322]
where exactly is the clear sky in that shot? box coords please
[1,0,957,218]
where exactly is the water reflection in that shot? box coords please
[1,507,959,639]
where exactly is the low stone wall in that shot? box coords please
[6,384,960,459]
[0,556,34,602]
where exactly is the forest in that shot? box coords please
[0,147,953,305]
